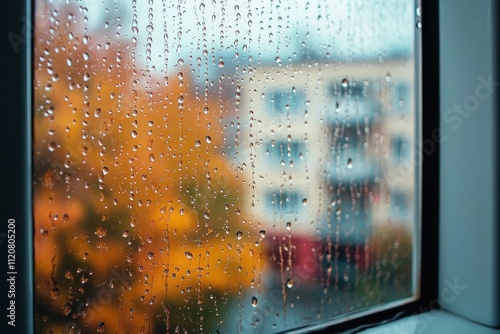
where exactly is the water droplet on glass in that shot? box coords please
[251,296,258,307]
[95,226,107,238]
[96,322,105,333]
[62,303,71,316]
[236,231,243,240]
[205,136,212,144]
[184,251,193,259]
[336,206,342,216]
[48,141,57,152]
[347,158,353,169]
[50,288,60,300]
[286,278,294,288]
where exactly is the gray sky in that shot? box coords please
[81,0,414,72]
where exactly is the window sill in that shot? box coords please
[360,310,500,334]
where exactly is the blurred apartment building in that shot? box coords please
[241,59,415,245]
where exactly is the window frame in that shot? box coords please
[0,0,34,332]
[9,0,489,332]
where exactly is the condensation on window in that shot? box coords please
[33,0,418,332]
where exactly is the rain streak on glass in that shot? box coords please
[33,0,418,333]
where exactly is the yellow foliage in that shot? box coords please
[33,3,262,331]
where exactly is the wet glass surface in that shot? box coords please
[33,1,418,332]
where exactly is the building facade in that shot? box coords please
[241,59,416,245]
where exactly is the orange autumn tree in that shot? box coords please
[33,2,262,332]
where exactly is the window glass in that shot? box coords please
[33,0,418,332]
[390,192,411,222]
[267,89,306,115]
[392,83,411,113]
[392,135,411,165]
[265,140,305,166]
[265,190,301,213]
